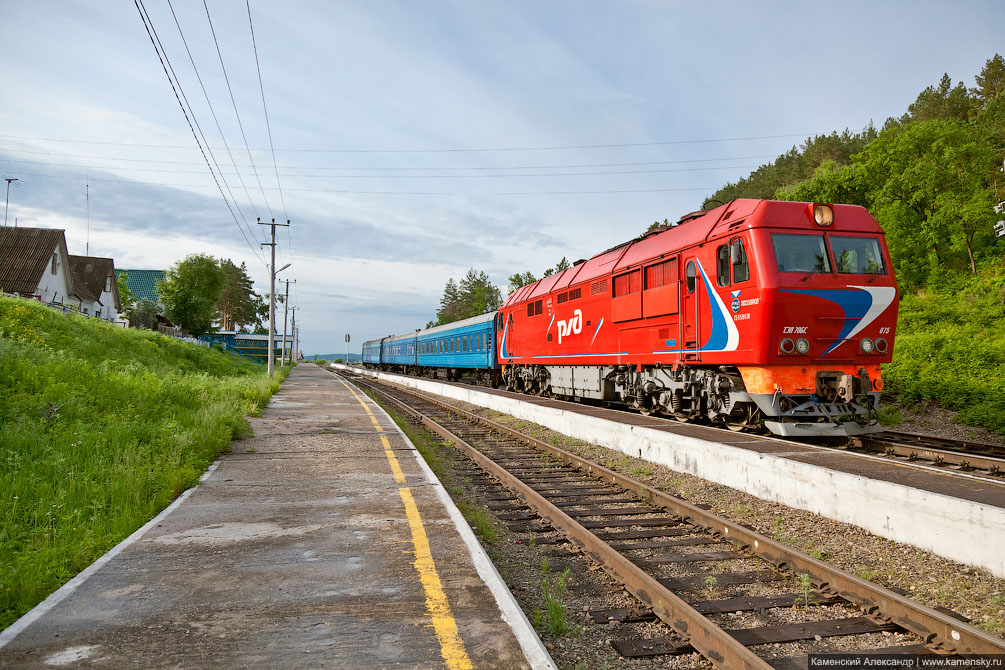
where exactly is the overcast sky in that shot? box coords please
[1,1,1001,354]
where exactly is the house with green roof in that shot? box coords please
[115,268,164,306]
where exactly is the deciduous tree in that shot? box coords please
[157,254,225,337]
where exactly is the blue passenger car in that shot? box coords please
[361,312,498,384]
[362,338,383,366]
[382,331,418,367]
[416,312,495,371]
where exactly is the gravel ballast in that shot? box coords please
[367,383,1004,670]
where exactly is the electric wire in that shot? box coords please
[132,0,265,266]
[0,131,813,153]
[244,0,293,307]
[1,171,717,195]
[246,0,286,221]
[0,157,762,178]
[202,0,273,217]
[0,147,781,171]
[166,0,264,248]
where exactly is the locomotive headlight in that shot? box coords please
[875,337,888,353]
[780,338,795,354]
[795,338,810,354]
[860,338,874,354]
[813,204,834,226]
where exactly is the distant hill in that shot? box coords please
[307,352,360,363]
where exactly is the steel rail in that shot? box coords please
[357,377,774,670]
[353,375,1005,659]
[347,365,1004,483]
[855,433,1004,474]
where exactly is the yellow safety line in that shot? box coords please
[399,487,473,670]
[338,378,472,669]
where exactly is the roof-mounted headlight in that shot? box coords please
[813,204,834,226]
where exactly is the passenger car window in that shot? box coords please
[771,234,831,273]
[831,236,886,275]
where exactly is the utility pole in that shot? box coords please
[290,307,298,363]
[280,279,294,366]
[258,217,290,377]
[4,178,19,227]
[345,332,350,366]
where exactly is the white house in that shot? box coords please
[0,226,76,306]
[69,255,121,320]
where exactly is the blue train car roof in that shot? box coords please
[418,312,494,337]
[362,312,496,349]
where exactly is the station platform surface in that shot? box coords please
[0,364,552,669]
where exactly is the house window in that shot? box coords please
[51,253,59,275]
[105,275,112,292]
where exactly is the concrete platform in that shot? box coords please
[0,365,554,669]
[344,366,1005,578]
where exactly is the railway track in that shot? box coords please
[352,365,1005,479]
[850,431,1005,476]
[343,371,1005,669]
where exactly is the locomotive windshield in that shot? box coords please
[771,234,831,273]
[831,236,886,275]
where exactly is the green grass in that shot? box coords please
[534,565,576,637]
[455,500,497,544]
[882,264,1005,434]
[0,296,286,630]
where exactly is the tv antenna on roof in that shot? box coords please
[4,177,20,227]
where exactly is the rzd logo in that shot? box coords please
[557,309,583,344]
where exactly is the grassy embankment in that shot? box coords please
[881,264,1005,434]
[0,296,287,629]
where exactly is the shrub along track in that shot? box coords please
[344,372,1005,669]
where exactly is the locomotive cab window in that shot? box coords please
[717,238,750,285]
[731,237,750,282]
[685,260,696,293]
[771,233,831,274]
[832,236,886,275]
[716,245,731,286]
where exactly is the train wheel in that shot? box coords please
[725,404,760,432]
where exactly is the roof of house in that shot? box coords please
[69,255,120,308]
[0,226,74,296]
[115,268,164,304]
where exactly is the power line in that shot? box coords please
[0,147,781,171]
[0,157,761,178]
[246,0,294,302]
[133,0,266,266]
[0,147,775,171]
[166,0,263,248]
[0,131,814,154]
[203,0,273,216]
[4,170,718,195]
[246,0,286,221]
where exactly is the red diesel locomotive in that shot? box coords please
[497,199,898,437]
